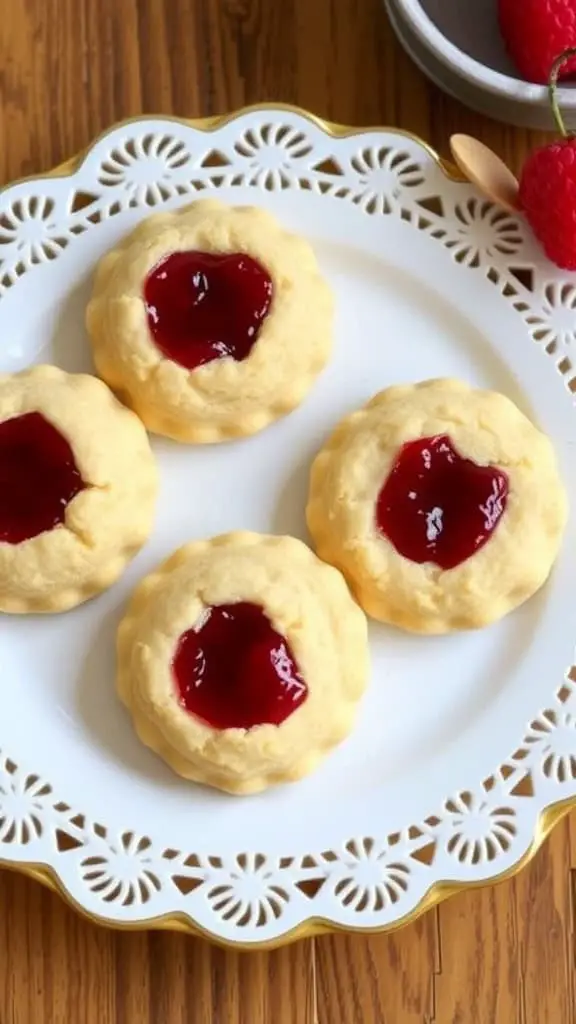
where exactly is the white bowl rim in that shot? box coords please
[395,0,576,108]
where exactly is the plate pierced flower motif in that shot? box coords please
[0,109,576,946]
[205,854,290,928]
[443,793,517,865]
[96,133,193,207]
[332,839,411,913]
[0,195,68,285]
[349,145,425,213]
[232,122,314,190]
[521,282,576,355]
[0,760,52,845]
[446,198,524,267]
[521,710,576,783]
[79,832,161,907]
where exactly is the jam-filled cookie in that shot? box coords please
[86,200,333,443]
[117,532,368,794]
[306,379,567,634]
[0,366,158,613]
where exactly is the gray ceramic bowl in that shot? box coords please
[385,0,576,130]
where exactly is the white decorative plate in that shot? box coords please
[1,107,576,948]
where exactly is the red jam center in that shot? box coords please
[0,411,85,544]
[376,434,509,570]
[144,251,274,370]
[172,602,308,730]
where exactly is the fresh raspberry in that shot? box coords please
[520,138,576,269]
[518,47,576,270]
[498,0,576,84]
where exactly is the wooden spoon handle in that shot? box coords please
[450,134,521,215]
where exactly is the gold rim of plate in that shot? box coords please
[0,103,563,952]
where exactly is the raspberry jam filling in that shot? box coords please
[172,602,308,730]
[0,411,85,544]
[144,251,273,370]
[376,434,509,570]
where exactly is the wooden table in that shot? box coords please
[0,2,574,1022]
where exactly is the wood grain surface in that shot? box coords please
[0,1,572,1022]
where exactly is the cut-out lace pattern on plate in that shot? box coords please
[0,111,574,944]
